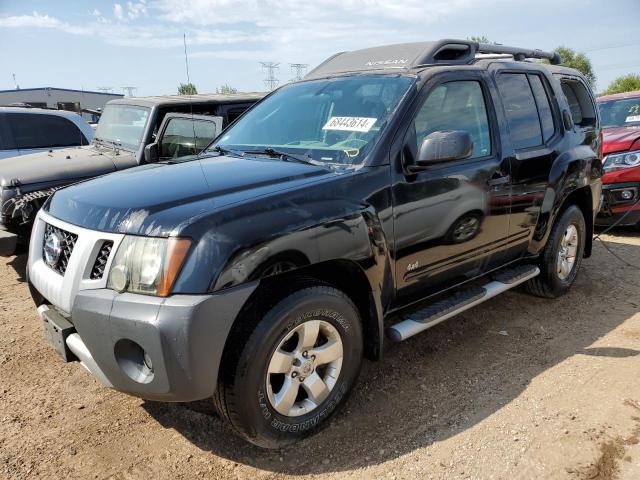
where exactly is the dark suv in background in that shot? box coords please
[0,93,264,256]
[28,40,601,448]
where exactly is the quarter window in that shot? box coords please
[9,113,88,149]
[560,79,596,127]
[412,80,492,159]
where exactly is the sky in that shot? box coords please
[0,0,639,96]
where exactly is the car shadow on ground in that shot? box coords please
[7,254,27,282]
[139,238,639,475]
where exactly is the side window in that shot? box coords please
[528,75,556,142]
[159,118,218,158]
[412,80,491,159]
[9,113,88,149]
[560,79,596,127]
[496,73,542,150]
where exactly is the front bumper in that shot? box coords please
[32,284,255,402]
[596,182,640,227]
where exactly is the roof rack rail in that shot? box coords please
[304,39,562,80]
[476,42,561,65]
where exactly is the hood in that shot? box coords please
[602,126,640,155]
[45,154,333,236]
[0,145,131,189]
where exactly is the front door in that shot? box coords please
[392,73,512,303]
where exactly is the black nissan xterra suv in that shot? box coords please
[28,40,602,448]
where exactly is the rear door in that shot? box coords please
[491,65,564,257]
[156,113,223,160]
[391,71,512,302]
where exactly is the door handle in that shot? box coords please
[487,175,510,187]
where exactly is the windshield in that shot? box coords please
[212,75,414,166]
[598,97,640,128]
[94,104,150,150]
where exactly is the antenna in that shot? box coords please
[260,62,280,90]
[289,63,308,82]
[183,33,196,156]
[121,86,138,96]
[97,86,114,93]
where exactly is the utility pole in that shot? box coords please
[121,86,138,96]
[289,63,308,82]
[12,73,19,90]
[260,62,280,90]
[97,87,114,93]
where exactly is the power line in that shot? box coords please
[97,86,114,93]
[260,62,280,90]
[585,42,640,53]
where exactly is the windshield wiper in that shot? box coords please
[244,147,329,168]
[210,145,245,158]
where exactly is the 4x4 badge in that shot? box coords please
[407,261,420,272]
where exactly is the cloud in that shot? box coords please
[113,3,124,21]
[126,1,148,20]
[0,0,500,60]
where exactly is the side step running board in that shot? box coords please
[387,264,540,342]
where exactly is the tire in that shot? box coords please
[525,205,586,298]
[214,285,363,448]
[444,212,483,244]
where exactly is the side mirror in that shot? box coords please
[144,142,159,163]
[412,130,473,170]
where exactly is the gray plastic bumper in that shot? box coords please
[61,284,256,402]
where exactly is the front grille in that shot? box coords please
[90,240,113,280]
[43,223,78,276]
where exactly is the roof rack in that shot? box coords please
[305,39,562,79]
[476,42,561,64]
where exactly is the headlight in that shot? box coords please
[107,236,191,297]
[603,150,640,172]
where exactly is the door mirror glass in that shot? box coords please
[417,130,473,165]
[144,142,158,163]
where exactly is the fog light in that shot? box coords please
[143,350,153,371]
[114,339,154,384]
[621,190,634,200]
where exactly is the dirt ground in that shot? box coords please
[1,231,640,480]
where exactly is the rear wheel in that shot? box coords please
[525,205,586,298]
[214,285,363,448]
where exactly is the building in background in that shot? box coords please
[0,87,123,122]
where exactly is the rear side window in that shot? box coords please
[560,79,596,127]
[9,113,88,149]
[496,73,542,150]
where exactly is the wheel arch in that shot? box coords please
[219,257,383,380]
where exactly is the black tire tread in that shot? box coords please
[524,205,585,299]
[214,284,359,447]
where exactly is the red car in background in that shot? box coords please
[596,90,640,228]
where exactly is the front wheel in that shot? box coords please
[214,285,363,448]
[525,205,586,298]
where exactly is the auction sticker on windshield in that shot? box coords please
[323,117,377,132]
